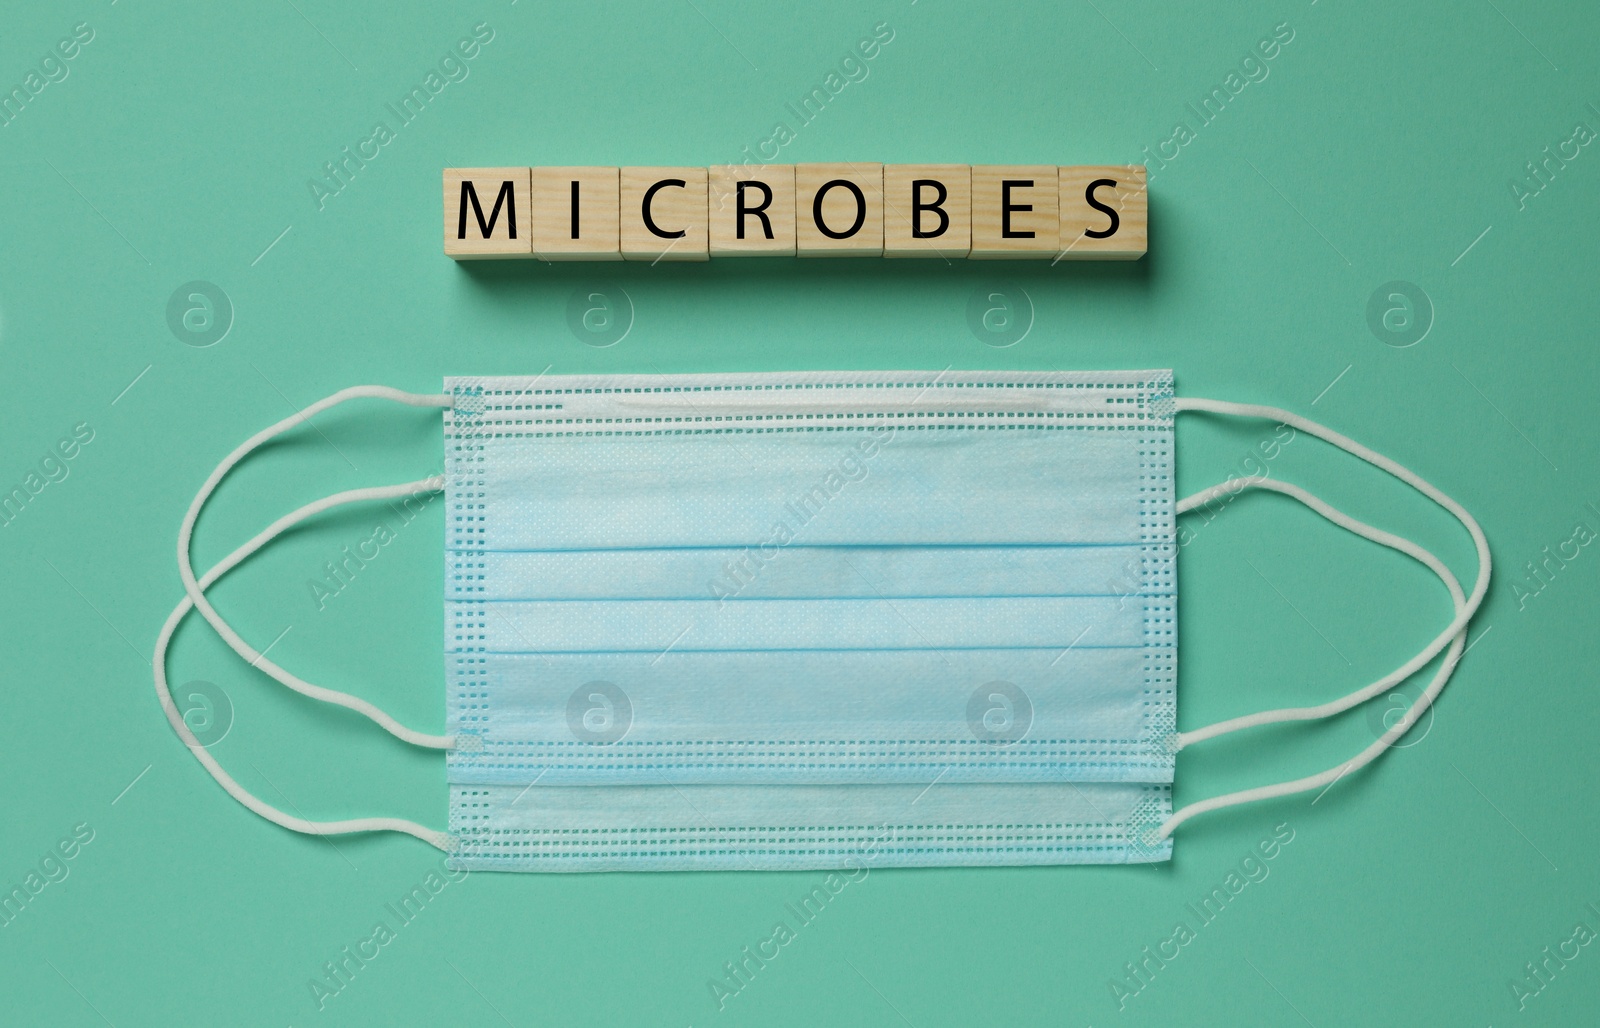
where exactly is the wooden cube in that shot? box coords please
[620,167,708,261]
[709,165,795,256]
[530,167,621,261]
[1057,165,1147,260]
[970,166,1059,259]
[883,165,970,258]
[795,163,883,257]
[443,168,532,259]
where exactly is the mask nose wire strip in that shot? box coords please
[155,477,455,851]
[175,385,454,750]
[1173,476,1465,747]
[1155,397,1489,840]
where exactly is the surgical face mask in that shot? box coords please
[153,371,1489,872]
[445,374,1176,788]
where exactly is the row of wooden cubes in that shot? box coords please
[444,164,1146,261]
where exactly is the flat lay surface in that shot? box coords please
[1,0,1595,1024]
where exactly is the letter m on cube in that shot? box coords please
[444,168,532,259]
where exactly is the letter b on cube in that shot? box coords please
[884,165,970,258]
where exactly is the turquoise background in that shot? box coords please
[1,0,1595,1024]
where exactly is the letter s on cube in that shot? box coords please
[1057,165,1148,260]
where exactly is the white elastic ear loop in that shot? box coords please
[176,385,454,749]
[1155,398,1490,840]
[155,477,454,852]
[1173,476,1466,747]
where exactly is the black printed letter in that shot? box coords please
[736,181,774,240]
[1085,179,1120,239]
[458,180,517,239]
[1001,180,1033,238]
[911,180,948,238]
[813,179,866,239]
[642,179,687,239]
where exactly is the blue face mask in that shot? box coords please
[154,371,1489,872]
